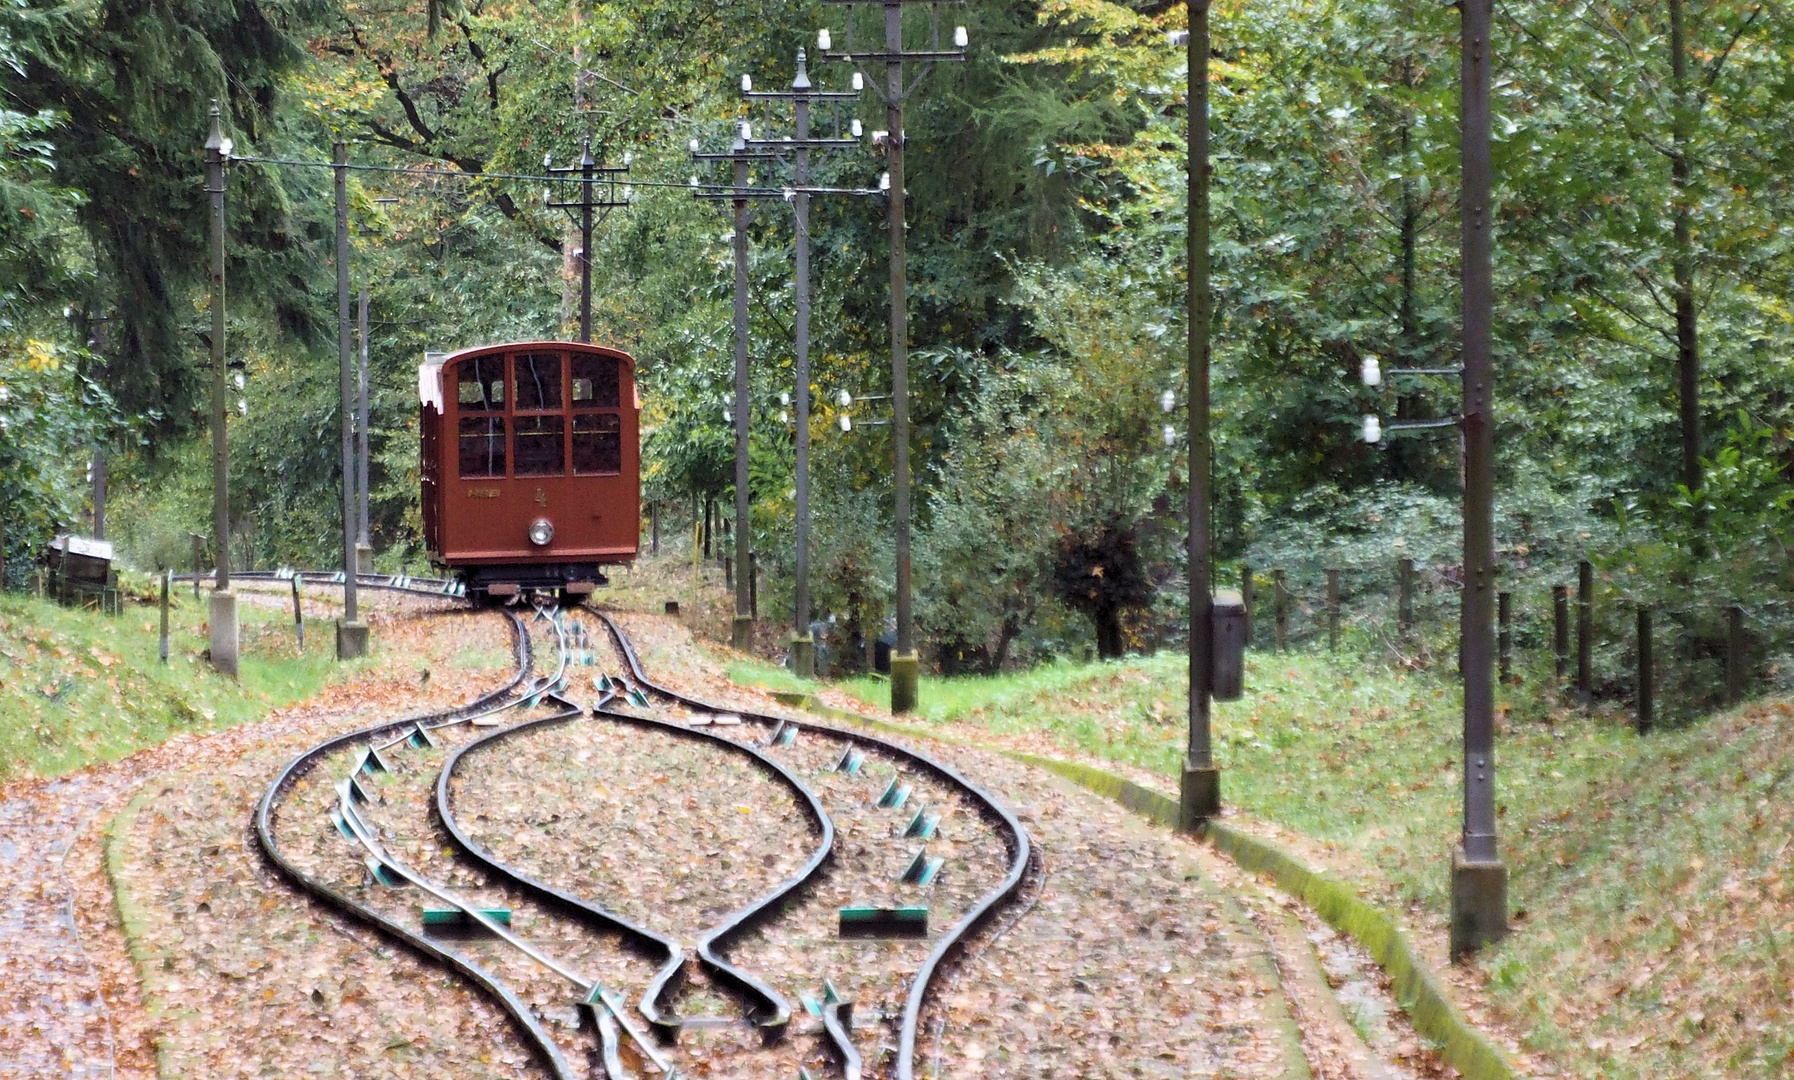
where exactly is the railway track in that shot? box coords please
[251,592,1032,1080]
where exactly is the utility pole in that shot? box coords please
[1451,0,1507,960]
[204,102,238,677]
[730,145,753,651]
[545,136,630,345]
[1179,4,1219,828]
[356,286,372,573]
[334,142,368,660]
[742,48,868,678]
[822,0,968,714]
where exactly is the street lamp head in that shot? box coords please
[817,28,832,51]
[1360,355,1382,387]
[851,118,863,138]
[623,151,633,166]
[780,392,791,406]
[879,171,891,191]
[954,25,969,48]
[689,175,700,188]
[1163,424,1177,448]
[852,71,864,92]
[1166,29,1191,46]
[741,73,753,93]
[836,389,852,408]
[1160,389,1176,413]
[1362,415,1382,444]
[839,414,852,432]
[739,121,752,141]
[543,152,553,169]
[689,138,701,153]
[233,372,246,391]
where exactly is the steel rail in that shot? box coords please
[589,610,1032,1080]
[254,612,583,1080]
[433,686,691,1032]
[582,698,835,1034]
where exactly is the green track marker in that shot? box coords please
[900,850,944,886]
[598,674,614,692]
[800,993,822,1016]
[769,721,798,747]
[877,780,912,810]
[838,905,928,938]
[352,745,392,776]
[328,807,355,840]
[833,748,864,775]
[628,689,651,707]
[406,724,439,749]
[335,775,371,807]
[421,906,512,929]
[363,856,403,888]
[902,809,939,839]
[822,979,842,1005]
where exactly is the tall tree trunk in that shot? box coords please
[1670,0,1702,503]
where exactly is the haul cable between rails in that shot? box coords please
[591,610,1033,1080]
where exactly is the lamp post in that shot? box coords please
[333,141,368,660]
[821,0,968,715]
[743,48,868,678]
[1169,8,1220,829]
[1353,0,1507,959]
[204,102,239,677]
[1450,0,1507,960]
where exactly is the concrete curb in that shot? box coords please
[104,777,188,1079]
[768,690,1518,1080]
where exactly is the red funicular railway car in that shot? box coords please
[419,341,640,605]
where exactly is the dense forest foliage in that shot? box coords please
[3,0,1791,695]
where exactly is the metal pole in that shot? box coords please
[792,52,817,679]
[204,103,238,677]
[730,147,753,651]
[885,1,919,713]
[1636,605,1653,733]
[1450,0,1506,960]
[1180,0,1219,828]
[356,285,372,566]
[334,142,366,658]
[1577,559,1594,704]
[579,136,594,344]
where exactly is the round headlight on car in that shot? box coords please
[528,518,554,546]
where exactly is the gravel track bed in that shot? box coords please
[96,607,553,1079]
[611,609,1304,1079]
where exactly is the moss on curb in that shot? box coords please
[770,691,1518,1080]
[104,775,188,1078]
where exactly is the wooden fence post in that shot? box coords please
[1326,569,1341,653]
[1576,560,1594,705]
[1725,604,1746,705]
[1241,564,1254,646]
[1397,556,1414,634]
[1552,584,1569,688]
[1636,605,1653,733]
[1273,569,1288,652]
[1498,590,1511,685]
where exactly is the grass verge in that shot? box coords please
[731,640,1794,1077]
[0,586,349,782]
